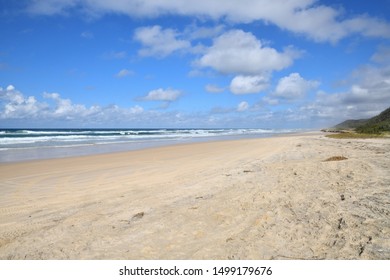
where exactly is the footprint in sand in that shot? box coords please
[120,212,145,225]
[324,156,348,162]
[131,212,145,221]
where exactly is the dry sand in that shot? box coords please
[0,133,389,259]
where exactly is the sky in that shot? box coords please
[1,0,390,129]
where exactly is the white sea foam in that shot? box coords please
[0,128,301,150]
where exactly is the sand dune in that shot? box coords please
[0,134,389,259]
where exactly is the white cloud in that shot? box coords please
[115,69,134,78]
[2,85,265,128]
[129,105,144,114]
[230,75,269,95]
[343,16,390,40]
[143,88,182,102]
[274,73,319,99]
[6,85,15,91]
[0,86,145,124]
[43,92,98,118]
[134,25,191,57]
[0,85,47,119]
[297,61,390,125]
[26,0,390,43]
[205,84,225,93]
[237,101,249,112]
[197,30,298,75]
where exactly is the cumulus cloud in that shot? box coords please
[125,105,144,115]
[2,85,266,127]
[142,88,182,102]
[0,85,47,119]
[264,48,390,127]
[6,85,15,91]
[274,73,319,99]
[297,65,390,125]
[230,75,269,95]
[0,85,144,124]
[196,30,299,75]
[26,0,390,43]
[42,92,97,119]
[134,25,191,57]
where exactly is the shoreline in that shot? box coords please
[0,130,313,164]
[1,134,389,259]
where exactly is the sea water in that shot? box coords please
[0,128,299,162]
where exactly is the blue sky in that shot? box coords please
[1,0,390,128]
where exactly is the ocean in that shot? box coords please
[0,128,298,162]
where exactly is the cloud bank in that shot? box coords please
[0,85,145,126]
[27,0,390,43]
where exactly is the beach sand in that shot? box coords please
[0,133,389,259]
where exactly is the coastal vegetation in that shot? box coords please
[325,106,390,138]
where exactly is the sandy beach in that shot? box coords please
[0,133,389,260]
